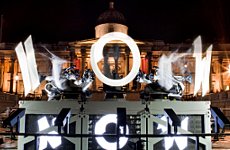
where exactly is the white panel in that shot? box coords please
[15,42,31,96]
[193,36,212,96]
[202,45,212,96]
[24,35,40,91]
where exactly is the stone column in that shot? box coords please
[141,53,147,73]
[113,45,120,76]
[9,56,15,93]
[147,52,152,73]
[103,46,111,92]
[125,48,130,90]
[81,47,86,74]
[0,57,4,91]
[209,61,213,93]
[125,48,130,76]
[70,47,75,66]
[103,46,111,78]
[218,58,224,91]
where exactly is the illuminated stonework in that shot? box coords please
[95,23,128,38]
[95,2,128,38]
[0,2,230,100]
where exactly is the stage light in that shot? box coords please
[94,114,129,150]
[2,108,25,139]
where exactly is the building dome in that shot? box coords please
[96,2,126,25]
[95,2,128,38]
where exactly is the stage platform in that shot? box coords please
[0,99,229,149]
[16,100,211,150]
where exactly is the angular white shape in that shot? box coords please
[15,35,40,96]
[24,35,40,91]
[202,45,212,96]
[37,116,61,150]
[15,42,32,96]
[193,36,212,96]
[51,55,67,90]
[158,54,173,90]
[94,114,129,150]
[158,116,189,150]
[158,52,189,91]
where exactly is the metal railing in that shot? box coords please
[0,131,227,150]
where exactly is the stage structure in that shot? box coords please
[13,7,212,150]
[17,100,211,150]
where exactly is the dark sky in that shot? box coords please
[0,0,229,43]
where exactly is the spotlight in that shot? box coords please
[3,108,25,140]
[3,108,25,132]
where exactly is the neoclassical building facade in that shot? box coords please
[0,2,230,99]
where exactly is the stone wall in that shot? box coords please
[0,92,18,113]
[195,91,230,120]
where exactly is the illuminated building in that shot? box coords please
[0,2,230,98]
[0,2,230,150]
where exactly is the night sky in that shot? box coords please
[0,0,229,43]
